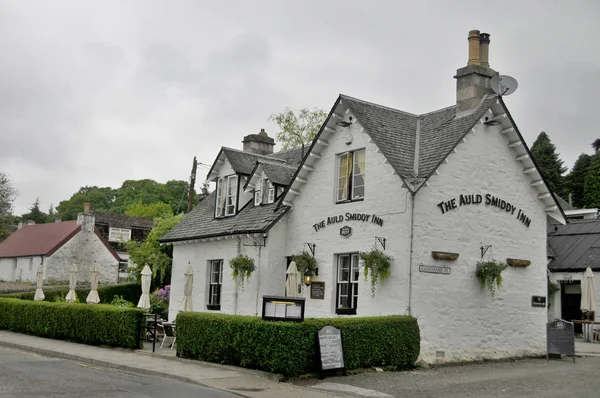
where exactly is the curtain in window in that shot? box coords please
[352,149,365,199]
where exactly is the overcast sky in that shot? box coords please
[1,0,598,215]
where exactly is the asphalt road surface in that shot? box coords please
[293,356,600,398]
[0,346,237,398]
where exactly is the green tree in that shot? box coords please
[530,132,567,198]
[20,197,48,224]
[125,202,174,219]
[56,186,115,220]
[0,171,18,242]
[126,214,183,288]
[593,138,600,153]
[565,154,591,208]
[584,153,600,208]
[269,107,328,150]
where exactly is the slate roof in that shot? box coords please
[547,219,600,271]
[341,94,498,186]
[0,221,81,258]
[94,212,154,230]
[256,162,298,186]
[221,148,287,176]
[161,192,289,242]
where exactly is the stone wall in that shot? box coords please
[0,256,44,282]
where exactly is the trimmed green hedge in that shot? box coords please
[0,298,144,349]
[0,283,141,304]
[176,313,420,376]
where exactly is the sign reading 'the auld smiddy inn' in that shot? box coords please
[436,193,531,227]
[312,212,384,232]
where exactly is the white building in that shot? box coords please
[161,30,566,363]
[0,212,120,284]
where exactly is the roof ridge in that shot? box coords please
[222,147,287,163]
[419,104,456,117]
[340,94,419,117]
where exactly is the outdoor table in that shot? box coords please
[572,320,600,343]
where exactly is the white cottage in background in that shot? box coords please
[162,30,566,363]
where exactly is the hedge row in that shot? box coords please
[0,298,145,349]
[176,313,420,376]
[0,283,141,304]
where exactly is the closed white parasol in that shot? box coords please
[285,261,299,297]
[179,263,194,312]
[33,263,45,301]
[137,264,152,310]
[86,261,100,304]
[65,263,78,303]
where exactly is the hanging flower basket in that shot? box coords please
[431,251,459,261]
[506,258,531,267]
[475,260,508,297]
[292,251,317,277]
[360,249,393,297]
[229,254,256,288]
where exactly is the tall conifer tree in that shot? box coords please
[565,154,591,208]
[530,132,567,198]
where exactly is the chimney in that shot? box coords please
[242,128,275,155]
[83,202,91,213]
[454,30,498,115]
[77,212,95,233]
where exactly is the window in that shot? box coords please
[29,258,33,272]
[336,253,360,315]
[337,149,365,202]
[267,184,275,203]
[254,190,262,206]
[207,260,223,310]
[215,175,238,217]
[109,227,131,242]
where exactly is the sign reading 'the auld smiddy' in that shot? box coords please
[436,193,532,227]
[313,212,384,232]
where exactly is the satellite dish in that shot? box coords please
[491,75,518,96]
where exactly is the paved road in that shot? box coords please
[0,346,237,398]
[293,356,600,398]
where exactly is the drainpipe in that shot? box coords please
[407,192,416,316]
[255,245,262,316]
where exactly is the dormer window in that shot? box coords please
[254,190,263,206]
[215,175,238,217]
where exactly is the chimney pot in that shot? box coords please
[83,202,91,213]
[479,33,491,68]
[467,30,481,66]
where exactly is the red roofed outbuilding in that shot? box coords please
[0,212,120,284]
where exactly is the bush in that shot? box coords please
[0,298,144,349]
[0,283,141,305]
[110,295,134,308]
[176,313,420,376]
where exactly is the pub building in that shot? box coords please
[161,30,565,363]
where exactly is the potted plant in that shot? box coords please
[292,251,317,279]
[475,260,507,297]
[360,249,392,297]
[229,254,256,288]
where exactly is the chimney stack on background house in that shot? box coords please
[77,203,95,232]
[455,29,498,115]
[242,128,275,155]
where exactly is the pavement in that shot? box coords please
[575,338,600,356]
[0,331,344,398]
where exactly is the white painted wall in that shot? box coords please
[0,256,44,282]
[47,228,119,284]
[283,116,413,318]
[411,121,549,363]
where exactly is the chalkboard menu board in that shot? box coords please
[310,282,325,299]
[318,326,345,371]
[547,320,575,362]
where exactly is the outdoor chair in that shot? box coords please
[160,323,176,349]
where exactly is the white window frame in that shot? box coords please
[225,175,238,216]
[267,184,275,204]
[336,149,366,203]
[108,227,132,242]
[336,253,360,314]
[215,177,224,217]
[208,260,223,309]
[254,190,263,206]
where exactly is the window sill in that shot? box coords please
[335,308,357,315]
[336,198,364,205]
[206,304,221,311]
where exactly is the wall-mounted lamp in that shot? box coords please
[304,271,312,286]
